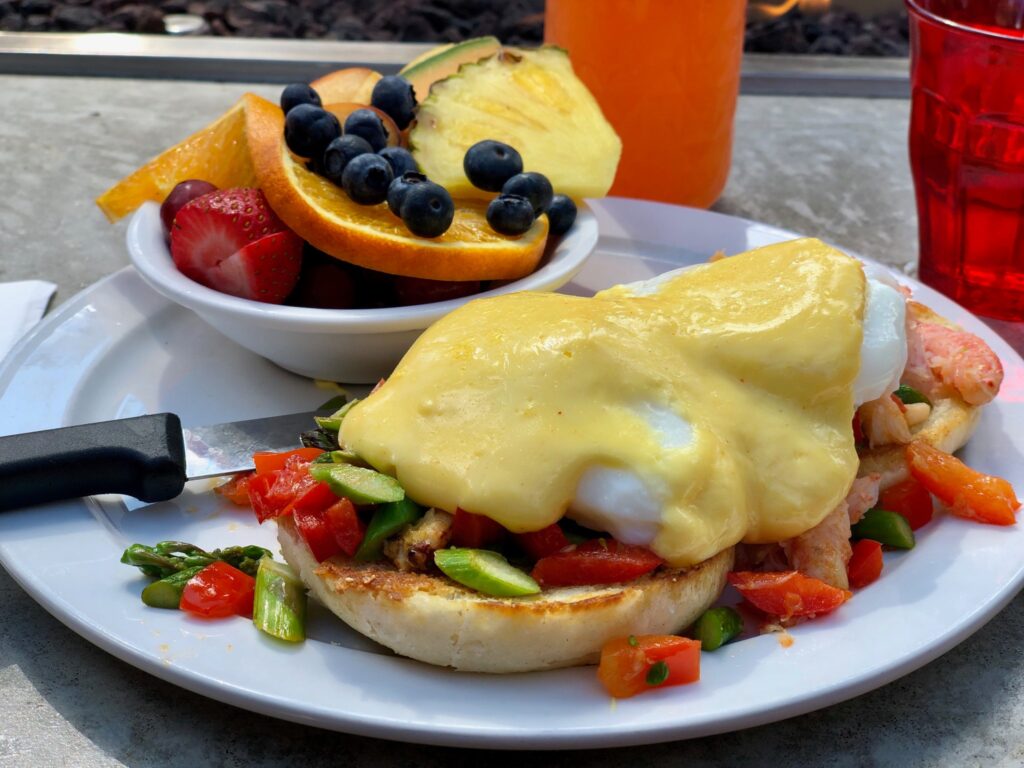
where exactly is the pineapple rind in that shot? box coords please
[411,47,621,200]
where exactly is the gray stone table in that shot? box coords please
[2,75,1024,767]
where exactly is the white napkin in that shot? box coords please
[0,281,57,361]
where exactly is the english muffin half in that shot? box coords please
[278,517,733,673]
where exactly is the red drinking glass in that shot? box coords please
[907,0,1024,319]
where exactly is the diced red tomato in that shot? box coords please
[906,441,1019,526]
[878,477,934,530]
[515,523,570,559]
[451,508,507,548]
[179,561,256,619]
[727,571,851,620]
[322,497,365,557]
[246,473,279,523]
[215,472,255,506]
[293,506,342,562]
[252,447,324,475]
[281,481,336,518]
[597,635,701,699]
[531,539,663,588]
[249,455,321,523]
[847,539,883,589]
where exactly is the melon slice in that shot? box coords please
[399,36,501,103]
[410,47,621,201]
[310,68,380,105]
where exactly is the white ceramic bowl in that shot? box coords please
[126,201,598,383]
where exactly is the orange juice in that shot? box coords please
[545,0,747,208]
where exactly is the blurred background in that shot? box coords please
[0,0,909,57]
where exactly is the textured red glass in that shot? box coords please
[908,0,1024,319]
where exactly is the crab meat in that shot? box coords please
[858,394,912,448]
[904,301,1003,406]
[781,474,881,589]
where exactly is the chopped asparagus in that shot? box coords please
[141,565,205,609]
[121,541,272,579]
[314,399,360,432]
[354,498,424,562]
[253,557,307,643]
[308,462,405,505]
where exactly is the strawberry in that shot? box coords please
[170,188,303,303]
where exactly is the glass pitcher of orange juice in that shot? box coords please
[545,0,747,208]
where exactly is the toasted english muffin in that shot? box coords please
[278,517,733,673]
[858,304,982,490]
[857,396,979,489]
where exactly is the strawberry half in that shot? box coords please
[170,188,303,303]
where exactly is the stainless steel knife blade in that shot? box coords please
[182,411,319,480]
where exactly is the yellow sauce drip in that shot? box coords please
[341,238,865,566]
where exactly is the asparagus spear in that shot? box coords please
[121,541,272,579]
[252,557,307,642]
[141,565,205,609]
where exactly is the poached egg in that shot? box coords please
[341,239,908,567]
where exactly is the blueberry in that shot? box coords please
[285,104,341,159]
[344,108,389,152]
[501,172,554,214]
[377,146,419,178]
[401,181,455,238]
[371,75,417,131]
[280,83,321,115]
[545,194,577,237]
[486,194,535,236]
[463,140,523,192]
[386,171,428,217]
[341,153,394,205]
[323,134,373,184]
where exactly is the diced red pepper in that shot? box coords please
[179,561,256,619]
[597,635,701,699]
[450,508,507,548]
[252,447,324,475]
[215,472,255,506]
[878,477,934,530]
[906,441,1019,526]
[246,473,279,523]
[515,523,570,559]
[281,481,336,518]
[322,497,365,557]
[531,539,663,588]
[250,455,321,523]
[727,571,851,620]
[293,506,342,562]
[847,539,883,589]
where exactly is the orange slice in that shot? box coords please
[95,97,258,222]
[244,94,548,281]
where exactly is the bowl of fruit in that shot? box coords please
[106,38,619,383]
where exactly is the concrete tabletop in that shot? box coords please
[2,74,1023,767]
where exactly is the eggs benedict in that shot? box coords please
[276,237,1003,672]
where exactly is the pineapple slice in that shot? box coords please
[410,47,621,201]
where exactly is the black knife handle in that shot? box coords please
[0,413,187,512]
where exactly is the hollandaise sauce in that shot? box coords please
[341,239,866,567]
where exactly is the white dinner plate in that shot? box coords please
[2,198,1024,749]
